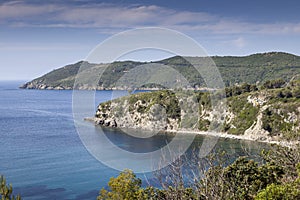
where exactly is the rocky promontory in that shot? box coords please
[90,82,300,145]
[19,82,72,90]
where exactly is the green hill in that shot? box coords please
[20,52,300,90]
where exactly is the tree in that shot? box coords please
[262,79,286,89]
[255,163,300,200]
[97,146,300,200]
[262,145,300,181]
[97,169,147,200]
[0,175,21,200]
[221,157,283,200]
[255,183,300,200]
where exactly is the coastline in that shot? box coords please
[19,85,214,91]
[84,117,298,148]
[165,129,299,148]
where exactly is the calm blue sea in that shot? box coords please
[0,81,268,200]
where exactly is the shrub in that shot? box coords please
[0,175,21,200]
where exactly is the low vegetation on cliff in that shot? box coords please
[94,79,300,143]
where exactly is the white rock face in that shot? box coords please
[95,98,180,131]
[93,91,300,145]
[244,105,270,141]
[247,95,267,107]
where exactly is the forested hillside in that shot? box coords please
[20,52,300,90]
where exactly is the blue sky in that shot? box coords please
[1,0,300,80]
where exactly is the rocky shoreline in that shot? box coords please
[19,81,215,91]
[19,82,164,91]
[88,89,300,148]
[19,82,73,90]
[84,117,299,148]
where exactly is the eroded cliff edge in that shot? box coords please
[89,82,300,145]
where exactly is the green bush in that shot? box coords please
[97,169,146,200]
[255,183,300,200]
[228,96,259,135]
[222,157,283,200]
[0,175,21,200]
[255,163,300,200]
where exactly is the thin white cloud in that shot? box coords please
[0,1,60,20]
[0,43,89,51]
[233,37,246,48]
[1,1,300,36]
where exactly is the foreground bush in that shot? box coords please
[255,163,300,200]
[98,145,300,200]
[0,176,21,200]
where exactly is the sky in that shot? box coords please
[1,0,300,80]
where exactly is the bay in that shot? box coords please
[0,81,268,199]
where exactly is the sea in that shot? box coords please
[0,81,269,200]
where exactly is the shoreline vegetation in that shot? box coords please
[85,117,298,148]
[90,79,300,148]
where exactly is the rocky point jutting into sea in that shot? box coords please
[20,52,300,147]
[87,82,300,147]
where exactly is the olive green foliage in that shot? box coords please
[255,182,300,200]
[197,92,212,110]
[95,77,300,140]
[97,169,144,200]
[255,145,300,199]
[214,52,300,86]
[258,79,300,140]
[197,153,284,200]
[96,101,112,118]
[0,176,21,200]
[196,92,212,131]
[227,94,259,135]
[99,61,144,88]
[128,90,181,120]
[269,80,300,100]
[157,186,197,200]
[198,119,210,131]
[23,52,300,89]
[97,169,161,200]
[225,83,258,97]
[222,157,283,200]
[30,61,90,87]
[262,145,300,180]
[261,104,300,140]
[255,163,300,200]
[99,148,300,200]
[262,79,286,89]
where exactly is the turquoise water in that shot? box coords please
[0,81,268,199]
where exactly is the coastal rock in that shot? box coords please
[92,89,300,145]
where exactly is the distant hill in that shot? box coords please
[20,52,300,90]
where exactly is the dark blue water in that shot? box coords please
[0,81,268,199]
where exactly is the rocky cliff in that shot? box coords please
[91,83,300,143]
